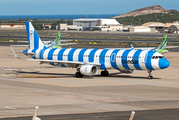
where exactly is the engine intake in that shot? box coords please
[80,65,98,76]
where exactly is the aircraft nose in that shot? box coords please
[159,59,170,69]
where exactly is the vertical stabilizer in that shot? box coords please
[155,35,168,53]
[130,43,134,50]
[25,22,47,50]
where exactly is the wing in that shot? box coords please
[27,59,101,66]
[11,47,100,66]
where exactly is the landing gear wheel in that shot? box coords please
[101,70,109,76]
[105,71,109,76]
[147,70,153,79]
[148,76,153,79]
[75,72,83,78]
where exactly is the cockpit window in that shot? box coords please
[152,56,164,59]
[159,56,164,59]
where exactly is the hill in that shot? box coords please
[113,5,178,18]
[115,12,179,26]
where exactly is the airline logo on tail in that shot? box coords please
[25,22,47,50]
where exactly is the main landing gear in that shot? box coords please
[101,70,109,76]
[147,70,153,79]
[75,72,83,78]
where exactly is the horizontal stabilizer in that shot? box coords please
[10,45,29,47]
[60,43,77,46]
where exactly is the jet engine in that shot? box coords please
[79,65,98,76]
[119,70,135,74]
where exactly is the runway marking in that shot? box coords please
[86,99,94,101]
[111,98,118,100]
[4,107,16,110]
[96,100,104,102]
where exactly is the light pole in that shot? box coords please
[65,17,67,25]
[139,19,141,26]
[157,19,159,30]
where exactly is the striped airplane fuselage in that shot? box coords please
[24,48,166,71]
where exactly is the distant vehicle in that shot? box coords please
[12,22,171,79]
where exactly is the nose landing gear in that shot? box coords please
[147,70,153,79]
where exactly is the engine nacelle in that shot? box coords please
[119,70,135,74]
[80,65,98,76]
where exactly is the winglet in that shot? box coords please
[11,47,20,59]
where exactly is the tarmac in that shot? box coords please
[0,46,179,119]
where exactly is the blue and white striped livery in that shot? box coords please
[12,22,170,79]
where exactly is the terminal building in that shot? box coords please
[73,19,123,31]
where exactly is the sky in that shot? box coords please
[0,0,178,15]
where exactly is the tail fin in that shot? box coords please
[25,22,47,50]
[130,43,134,50]
[47,32,61,48]
[155,35,168,53]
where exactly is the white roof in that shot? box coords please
[100,19,120,25]
[131,26,150,29]
[73,19,98,22]
[73,18,120,25]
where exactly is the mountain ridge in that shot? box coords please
[112,5,178,18]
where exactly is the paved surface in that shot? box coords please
[1,35,179,44]
[0,46,179,119]
[2,109,179,120]
[1,30,179,38]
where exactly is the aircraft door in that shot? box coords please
[141,52,148,63]
[111,53,116,62]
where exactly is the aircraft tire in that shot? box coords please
[75,72,83,78]
[101,71,109,76]
[147,76,153,79]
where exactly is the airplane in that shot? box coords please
[129,35,169,53]
[108,35,178,54]
[42,32,77,48]
[10,32,76,48]
[11,22,170,79]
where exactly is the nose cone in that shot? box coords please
[159,59,170,69]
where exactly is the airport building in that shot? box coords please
[73,19,123,31]
[142,22,165,30]
[129,26,156,32]
[0,23,25,29]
